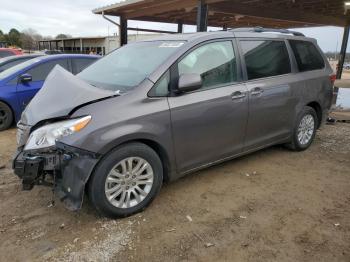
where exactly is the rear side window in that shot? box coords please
[241,40,291,80]
[26,59,69,81]
[178,41,237,90]
[72,58,95,75]
[289,40,325,72]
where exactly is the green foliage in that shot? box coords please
[7,28,22,47]
[55,34,71,39]
[0,29,4,42]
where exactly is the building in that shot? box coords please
[37,34,162,55]
[0,41,7,48]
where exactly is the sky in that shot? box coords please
[0,0,346,52]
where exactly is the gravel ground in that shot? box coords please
[0,123,349,262]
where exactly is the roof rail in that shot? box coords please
[230,27,305,37]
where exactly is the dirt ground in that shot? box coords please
[0,123,350,262]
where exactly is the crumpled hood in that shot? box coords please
[20,65,116,126]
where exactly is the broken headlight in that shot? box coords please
[24,116,91,151]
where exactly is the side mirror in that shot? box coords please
[20,74,32,83]
[178,74,202,93]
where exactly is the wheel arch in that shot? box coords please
[306,101,322,128]
[0,99,15,125]
[96,137,172,183]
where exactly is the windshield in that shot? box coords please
[0,57,44,80]
[78,41,185,92]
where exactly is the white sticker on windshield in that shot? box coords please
[159,42,184,48]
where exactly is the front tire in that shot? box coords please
[88,143,163,218]
[287,106,318,151]
[0,102,13,131]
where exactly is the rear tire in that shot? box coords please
[0,102,13,131]
[287,106,317,151]
[88,143,163,218]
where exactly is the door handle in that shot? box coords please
[250,87,264,96]
[231,91,246,100]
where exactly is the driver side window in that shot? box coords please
[26,59,69,82]
[178,41,237,91]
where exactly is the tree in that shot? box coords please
[55,34,71,39]
[21,28,43,51]
[7,28,21,47]
[0,30,4,42]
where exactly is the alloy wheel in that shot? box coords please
[105,157,154,209]
[297,114,315,145]
[0,108,8,129]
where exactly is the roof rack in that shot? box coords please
[230,27,305,37]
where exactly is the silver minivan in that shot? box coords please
[13,28,335,217]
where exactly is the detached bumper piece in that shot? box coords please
[13,154,45,190]
[13,143,100,211]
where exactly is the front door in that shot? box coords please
[168,40,248,173]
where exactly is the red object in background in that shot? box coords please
[330,74,336,85]
[0,48,23,58]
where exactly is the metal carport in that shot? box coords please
[93,0,350,83]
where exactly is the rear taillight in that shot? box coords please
[330,74,336,85]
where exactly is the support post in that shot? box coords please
[196,0,208,32]
[178,20,183,33]
[48,41,51,50]
[62,40,65,52]
[80,39,83,53]
[333,25,350,105]
[336,25,350,79]
[120,16,128,46]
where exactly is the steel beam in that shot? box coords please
[337,25,350,79]
[196,0,208,32]
[178,20,183,33]
[333,25,350,105]
[120,16,128,46]
[127,27,176,34]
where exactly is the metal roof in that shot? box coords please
[93,0,349,28]
[38,36,108,42]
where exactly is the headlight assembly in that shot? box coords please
[24,116,91,151]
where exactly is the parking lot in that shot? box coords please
[0,123,349,261]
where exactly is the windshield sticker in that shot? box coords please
[159,42,184,48]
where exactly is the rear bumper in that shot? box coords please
[13,142,100,211]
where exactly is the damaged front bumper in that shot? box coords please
[13,142,100,211]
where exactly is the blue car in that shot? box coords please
[0,54,99,130]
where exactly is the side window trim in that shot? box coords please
[147,70,171,98]
[284,39,299,73]
[68,58,73,74]
[237,37,293,82]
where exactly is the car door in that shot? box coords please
[238,39,296,151]
[167,40,248,173]
[16,58,69,111]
